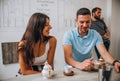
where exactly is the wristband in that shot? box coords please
[112,60,119,66]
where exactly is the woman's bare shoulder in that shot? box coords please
[49,36,57,43]
[18,40,26,51]
[18,40,26,47]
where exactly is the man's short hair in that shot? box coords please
[76,8,91,18]
[92,7,101,14]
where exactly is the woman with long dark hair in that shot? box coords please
[17,13,57,75]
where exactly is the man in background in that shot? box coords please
[91,7,110,59]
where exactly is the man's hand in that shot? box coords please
[114,62,120,73]
[77,58,94,71]
[102,34,109,40]
[102,29,110,40]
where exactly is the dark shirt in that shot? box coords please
[90,19,109,42]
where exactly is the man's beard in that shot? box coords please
[95,16,100,20]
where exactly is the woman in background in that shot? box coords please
[17,13,57,75]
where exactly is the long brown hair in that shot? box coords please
[18,13,51,65]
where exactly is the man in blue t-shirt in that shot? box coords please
[62,8,120,72]
[90,7,110,59]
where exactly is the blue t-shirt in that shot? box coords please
[63,27,103,62]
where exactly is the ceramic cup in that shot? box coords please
[64,65,72,73]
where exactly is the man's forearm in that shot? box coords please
[103,52,115,64]
[65,57,80,68]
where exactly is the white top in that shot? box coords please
[33,42,49,66]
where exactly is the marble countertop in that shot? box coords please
[1,68,98,81]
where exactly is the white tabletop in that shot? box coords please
[1,68,98,81]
